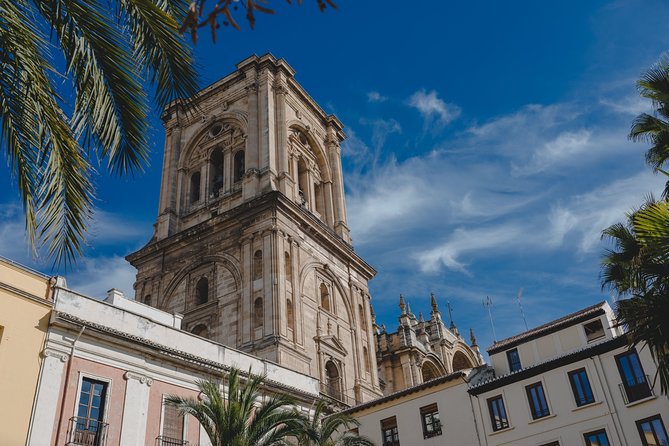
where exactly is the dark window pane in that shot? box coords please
[569,368,595,406]
[507,349,522,372]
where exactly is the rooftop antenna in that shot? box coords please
[517,287,528,331]
[483,296,497,342]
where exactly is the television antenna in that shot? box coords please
[483,296,497,342]
[517,287,528,331]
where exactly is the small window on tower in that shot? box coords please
[254,298,263,328]
[234,150,245,183]
[320,283,330,312]
[190,172,201,204]
[196,278,208,305]
[253,250,263,281]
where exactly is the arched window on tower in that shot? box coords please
[314,182,325,217]
[284,252,292,284]
[363,346,371,374]
[210,148,224,197]
[297,157,309,207]
[233,150,245,183]
[253,250,263,281]
[254,297,264,329]
[325,360,342,400]
[358,304,366,330]
[196,277,208,305]
[320,283,330,312]
[190,171,201,204]
[287,299,295,333]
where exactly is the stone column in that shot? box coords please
[274,80,290,194]
[243,71,259,200]
[324,181,335,227]
[325,125,350,242]
[241,237,253,344]
[156,120,182,239]
[119,371,152,445]
[262,230,274,336]
[27,349,69,446]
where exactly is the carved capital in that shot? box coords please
[43,348,68,362]
[246,82,259,93]
[124,371,154,386]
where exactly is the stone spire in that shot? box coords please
[399,294,407,316]
[430,293,441,320]
[470,327,478,347]
[418,312,425,323]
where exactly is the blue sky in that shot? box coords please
[3,0,669,351]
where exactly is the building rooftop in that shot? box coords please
[487,301,608,355]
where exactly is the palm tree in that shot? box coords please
[165,367,304,446]
[294,399,374,446]
[630,57,669,196]
[602,199,669,393]
[1,0,198,265]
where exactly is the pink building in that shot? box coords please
[28,281,320,446]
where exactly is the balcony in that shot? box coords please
[156,435,189,446]
[319,382,356,408]
[66,416,108,446]
[619,374,654,404]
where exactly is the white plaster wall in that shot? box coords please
[355,380,480,446]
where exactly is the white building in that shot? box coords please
[28,280,319,446]
[348,301,669,446]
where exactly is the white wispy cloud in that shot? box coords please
[407,89,461,126]
[367,91,387,103]
[66,255,137,299]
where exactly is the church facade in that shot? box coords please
[127,54,482,405]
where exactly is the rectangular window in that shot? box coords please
[584,429,610,446]
[381,416,400,446]
[637,415,669,446]
[158,400,186,446]
[487,395,509,431]
[526,382,550,419]
[420,403,442,438]
[583,319,605,342]
[616,350,652,403]
[568,368,595,406]
[539,442,560,446]
[507,348,522,372]
[72,378,108,446]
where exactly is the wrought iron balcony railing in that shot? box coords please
[619,374,653,404]
[66,416,108,446]
[155,435,189,446]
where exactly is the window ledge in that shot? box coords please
[572,400,602,412]
[625,395,657,408]
[528,413,556,424]
[489,426,515,436]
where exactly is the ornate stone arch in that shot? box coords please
[421,354,447,382]
[451,344,478,372]
[161,253,242,309]
[287,122,332,182]
[177,113,248,170]
[298,260,353,325]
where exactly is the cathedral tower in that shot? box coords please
[127,54,382,404]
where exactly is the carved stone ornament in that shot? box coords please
[43,348,68,362]
[124,371,154,386]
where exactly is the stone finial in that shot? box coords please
[407,302,415,319]
[381,324,387,333]
[399,294,406,315]
[470,328,478,347]
[418,312,425,323]
[431,293,440,314]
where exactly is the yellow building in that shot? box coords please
[0,257,52,446]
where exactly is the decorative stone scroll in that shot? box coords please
[124,371,154,386]
[42,348,68,362]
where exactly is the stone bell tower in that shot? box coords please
[127,54,382,404]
